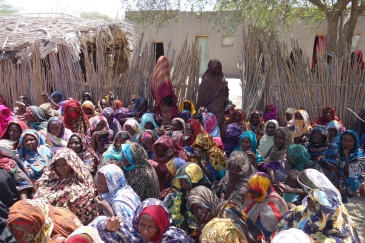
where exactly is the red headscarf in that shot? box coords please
[63,100,89,133]
[139,205,169,242]
[312,106,344,127]
[186,119,207,146]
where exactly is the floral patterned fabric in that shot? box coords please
[33,148,98,225]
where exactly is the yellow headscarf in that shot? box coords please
[179,100,196,115]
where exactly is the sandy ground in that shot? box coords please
[226,77,365,241]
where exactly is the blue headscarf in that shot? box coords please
[102,131,131,165]
[50,91,65,103]
[140,113,159,130]
[234,131,263,162]
[122,143,135,171]
[179,110,192,121]
[95,164,140,218]
[338,130,363,162]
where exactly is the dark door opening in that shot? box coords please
[155,42,164,62]
[312,36,326,69]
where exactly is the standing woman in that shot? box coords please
[197,58,229,130]
[63,99,89,134]
[150,56,178,125]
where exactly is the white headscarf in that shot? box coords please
[258,119,279,158]
[272,228,314,243]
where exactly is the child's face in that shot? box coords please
[285,173,299,188]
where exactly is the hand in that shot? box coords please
[246,150,257,160]
[164,149,174,160]
[199,211,212,226]
[105,216,121,232]
[274,182,291,194]
[227,162,240,182]
[343,146,353,157]
[93,131,103,138]
[219,192,225,199]
[95,196,112,213]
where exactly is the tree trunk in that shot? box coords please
[326,11,341,53]
[337,0,359,55]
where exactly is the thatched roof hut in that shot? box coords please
[0,14,135,108]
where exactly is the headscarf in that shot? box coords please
[228,109,247,126]
[202,112,221,137]
[67,133,100,175]
[153,135,188,164]
[327,120,345,144]
[350,49,364,73]
[350,109,365,138]
[185,118,207,146]
[140,113,159,130]
[133,98,147,111]
[201,218,247,243]
[66,226,103,243]
[7,199,82,243]
[242,172,288,233]
[136,129,159,156]
[45,116,73,149]
[338,130,363,162]
[265,127,293,163]
[179,100,196,115]
[122,142,160,201]
[63,99,89,134]
[95,164,140,218]
[172,117,186,130]
[312,106,344,127]
[276,188,360,242]
[172,162,211,190]
[0,120,29,150]
[258,120,279,157]
[113,99,123,109]
[81,91,93,104]
[122,118,141,141]
[96,198,194,243]
[50,91,65,103]
[292,110,312,138]
[25,106,48,131]
[287,144,310,172]
[166,157,186,176]
[218,151,256,207]
[245,111,265,141]
[18,129,53,180]
[33,148,98,224]
[102,131,131,165]
[263,103,280,124]
[101,107,122,137]
[285,108,296,116]
[192,133,226,170]
[0,105,13,135]
[81,101,96,117]
[234,131,263,162]
[271,228,314,243]
[86,115,114,148]
[224,123,244,156]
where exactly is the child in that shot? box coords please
[281,170,301,209]
[168,118,185,146]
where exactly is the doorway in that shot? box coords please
[197,36,209,75]
[154,42,164,63]
[312,35,326,69]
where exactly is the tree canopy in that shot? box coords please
[0,0,18,14]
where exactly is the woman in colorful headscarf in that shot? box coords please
[327,120,345,146]
[152,135,188,191]
[150,56,178,125]
[223,108,246,140]
[179,100,196,116]
[275,188,360,242]
[33,148,98,224]
[306,126,337,160]
[12,95,31,122]
[101,107,122,139]
[81,100,97,119]
[18,129,52,180]
[86,115,114,154]
[95,198,194,243]
[197,59,229,130]
[63,99,89,134]
[43,116,73,153]
[184,118,207,146]
[136,130,159,159]
[244,111,265,142]
[0,105,14,135]
[337,130,365,197]
[67,133,100,176]
[350,109,365,139]
[290,110,312,144]
[140,113,159,130]
[242,172,288,240]
[202,112,221,138]
[7,199,83,243]
[223,112,247,157]
[94,164,140,219]
[234,131,263,167]
[258,120,279,158]
[122,118,141,142]
[24,106,48,131]
[188,186,263,243]
[0,120,28,151]
[218,151,256,208]
[102,131,131,167]
[169,163,210,233]
[121,142,160,200]
[192,133,226,182]
[263,103,281,125]
[286,144,310,172]
[312,106,344,127]
[66,226,103,243]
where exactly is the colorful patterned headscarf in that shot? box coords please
[63,99,89,134]
[292,110,312,138]
[122,118,141,136]
[202,112,221,137]
[246,172,274,203]
[193,133,226,170]
[201,218,247,243]
[327,120,345,143]
[26,106,46,122]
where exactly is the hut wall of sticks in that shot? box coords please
[239,29,365,127]
[0,14,135,109]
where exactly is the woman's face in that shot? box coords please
[294,112,303,120]
[191,203,211,222]
[52,94,62,104]
[48,121,62,137]
[265,106,274,114]
[125,125,135,136]
[122,153,131,168]
[311,130,326,144]
[266,122,276,136]
[115,137,126,149]
[55,158,73,179]
[327,128,337,141]
[68,136,82,153]
[240,137,251,151]
[7,124,21,141]
[82,107,93,116]
[23,134,37,151]
[145,121,153,130]
[324,108,333,120]
[67,106,78,113]
[100,99,109,109]
[185,123,193,136]
[233,111,242,122]
[274,130,286,149]
[155,144,167,158]
[179,178,192,191]
[95,121,105,132]
[307,198,317,213]
[251,191,263,200]
[143,139,154,150]
[24,112,34,122]
[213,63,222,75]
[250,113,260,126]
[96,172,109,194]
[342,133,356,151]
[184,102,191,112]
[137,214,159,242]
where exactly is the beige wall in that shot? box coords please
[125,12,365,77]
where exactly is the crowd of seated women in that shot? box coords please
[0,57,364,243]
